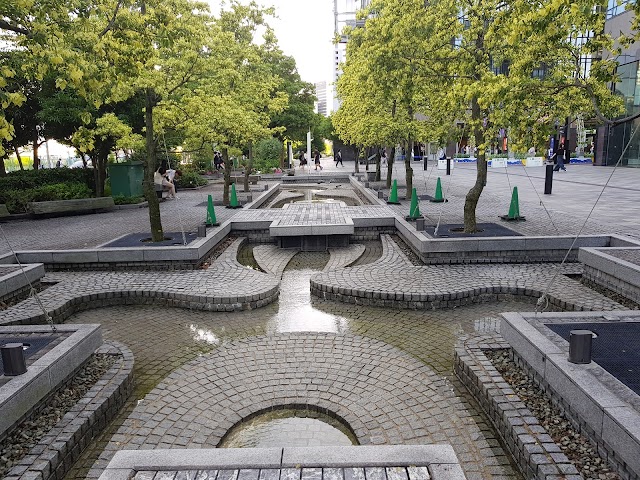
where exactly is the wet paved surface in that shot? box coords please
[62,247,558,479]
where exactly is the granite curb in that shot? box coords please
[5,340,135,480]
[454,334,582,479]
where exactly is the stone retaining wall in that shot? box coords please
[5,341,134,480]
[454,335,582,479]
[579,247,640,304]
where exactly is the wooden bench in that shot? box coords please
[230,174,261,185]
[28,197,115,216]
[0,204,9,218]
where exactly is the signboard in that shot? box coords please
[525,157,544,167]
[490,158,507,168]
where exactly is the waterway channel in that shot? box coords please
[63,244,534,479]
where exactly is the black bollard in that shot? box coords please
[569,330,593,364]
[446,157,451,176]
[423,156,428,171]
[1,343,27,376]
[544,164,554,194]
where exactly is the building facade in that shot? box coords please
[333,0,371,112]
[315,81,328,116]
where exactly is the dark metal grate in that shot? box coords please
[546,322,640,395]
[0,336,56,375]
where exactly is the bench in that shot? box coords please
[0,204,8,218]
[28,197,115,216]
[230,174,261,185]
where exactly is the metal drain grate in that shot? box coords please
[546,322,640,395]
[0,336,55,375]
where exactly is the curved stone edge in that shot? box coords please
[310,279,596,312]
[454,334,581,480]
[6,340,134,480]
[252,245,298,279]
[0,237,280,326]
[325,244,366,271]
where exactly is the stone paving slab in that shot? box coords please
[252,246,298,279]
[325,244,366,271]
[99,446,464,480]
[0,238,279,325]
[97,333,502,478]
[310,235,624,311]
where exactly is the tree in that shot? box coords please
[338,0,627,231]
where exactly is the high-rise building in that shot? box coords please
[315,81,328,116]
[333,0,371,111]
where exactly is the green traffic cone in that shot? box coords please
[206,194,219,226]
[430,177,445,203]
[501,186,525,221]
[406,188,422,220]
[387,179,400,204]
[227,183,242,209]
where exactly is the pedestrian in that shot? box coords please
[299,151,307,168]
[527,146,536,157]
[437,147,446,160]
[314,149,323,170]
[381,149,387,165]
[335,149,343,167]
[553,142,567,171]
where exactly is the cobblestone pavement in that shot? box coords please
[253,245,365,278]
[311,235,625,311]
[0,238,279,325]
[64,292,544,479]
[366,162,640,238]
[0,182,271,252]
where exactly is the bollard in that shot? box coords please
[446,157,451,176]
[423,156,428,171]
[378,191,384,199]
[568,330,593,364]
[264,184,269,191]
[416,218,425,231]
[364,182,369,188]
[1,343,27,376]
[544,164,554,194]
[197,224,207,237]
[247,195,253,203]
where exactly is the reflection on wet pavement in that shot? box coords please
[219,409,357,448]
[63,248,542,479]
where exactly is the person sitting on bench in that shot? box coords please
[154,167,176,199]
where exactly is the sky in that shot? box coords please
[208,0,336,88]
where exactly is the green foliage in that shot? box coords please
[178,171,208,188]
[0,168,95,193]
[112,195,145,205]
[2,182,93,213]
[255,137,281,162]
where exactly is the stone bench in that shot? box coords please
[28,197,115,216]
[230,174,261,185]
[0,204,9,218]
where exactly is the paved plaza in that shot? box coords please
[0,158,639,480]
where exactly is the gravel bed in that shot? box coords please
[390,234,425,265]
[581,277,640,310]
[199,235,239,269]
[486,349,621,480]
[0,353,117,477]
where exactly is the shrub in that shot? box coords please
[178,171,208,188]
[112,195,145,205]
[0,169,95,198]
[253,137,282,173]
[2,182,93,213]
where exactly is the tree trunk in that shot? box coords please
[405,139,413,200]
[244,141,253,192]
[365,147,370,171]
[279,140,285,169]
[0,157,6,176]
[353,145,360,173]
[223,147,231,204]
[14,147,24,170]
[375,147,381,182]
[386,146,395,189]
[143,88,164,242]
[32,132,40,170]
[463,96,487,233]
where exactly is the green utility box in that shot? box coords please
[109,162,144,197]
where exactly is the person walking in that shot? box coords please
[335,149,343,167]
[299,151,307,169]
[314,149,323,171]
[553,142,567,171]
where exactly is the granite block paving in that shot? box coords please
[97,333,512,479]
[310,235,624,311]
[0,238,279,325]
